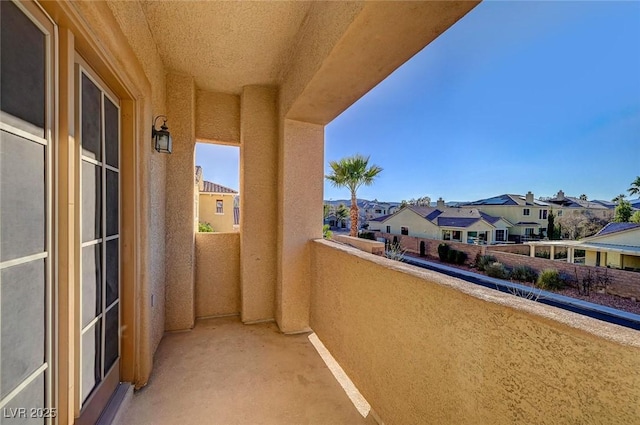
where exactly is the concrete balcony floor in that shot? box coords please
[116,316,376,425]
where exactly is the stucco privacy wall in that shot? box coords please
[310,240,640,425]
[195,233,240,318]
[276,119,324,332]
[165,73,196,331]
[240,86,279,323]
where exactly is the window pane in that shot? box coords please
[106,239,119,306]
[82,321,102,403]
[1,260,45,398]
[0,131,46,261]
[106,169,119,237]
[3,372,45,425]
[0,0,45,137]
[82,244,102,328]
[104,304,119,375]
[82,161,102,242]
[81,74,101,161]
[104,97,119,168]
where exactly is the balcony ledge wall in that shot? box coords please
[310,239,640,425]
[195,233,240,318]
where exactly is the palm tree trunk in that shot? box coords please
[350,191,358,237]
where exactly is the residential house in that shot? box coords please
[580,222,640,270]
[1,1,637,424]
[198,177,239,233]
[545,190,615,221]
[369,205,512,245]
[462,192,551,242]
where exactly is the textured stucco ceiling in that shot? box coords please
[140,1,313,94]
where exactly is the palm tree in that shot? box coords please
[628,176,640,197]
[335,204,349,229]
[612,194,626,204]
[326,155,383,237]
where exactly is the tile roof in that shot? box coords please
[370,214,392,222]
[595,222,640,237]
[201,181,238,194]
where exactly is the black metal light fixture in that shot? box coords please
[152,115,172,153]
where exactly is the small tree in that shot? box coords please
[547,210,555,240]
[614,199,633,223]
[199,222,214,232]
[630,211,640,223]
[335,204,349,228]
[579,194,588,201]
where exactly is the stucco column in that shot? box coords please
[276,119,323,333]
[164,73,196,331]
[550,245,555,260]
[240,86,278,323]
[529,244,535,257]
[567,247,574,263]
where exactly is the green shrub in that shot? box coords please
[455,250,467,265]
[511,265,538,283]
[485,262,510,279]
[438,243,450,261]
[198,222,214,232]
[358,232,376,240]
[447,249,457,263]
[536,269,564,290]
[476,255,497,271]
[323,224,333,239]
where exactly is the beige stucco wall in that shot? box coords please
[276,119,324,332]
[381,209,440,239]
[587,228,640,245]
[196,90,240,144]
[198,193,236,233]
[464,205,547,236]
[310,240,640,425]
[240,86,279,323]
[105,0,169,362]
[195,233,240,318]
[333,235,384,255]
[164,73,197,331]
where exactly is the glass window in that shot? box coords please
[496,229,506,241]
[401,226,409,235]
[452,230,462,241]
[386,226,390,233]
[539,209,548,219]
[442,230,451,240]
[523,208,530,216]
[216,199,223,214]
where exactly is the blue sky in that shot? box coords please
[324,0,640,203]
[196,1,640,203]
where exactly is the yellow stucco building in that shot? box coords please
[1,1,639,424]
[198,180,239,233]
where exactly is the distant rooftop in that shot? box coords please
[202,181,238,194]
[594,222,640,237]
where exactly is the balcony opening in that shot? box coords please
[323,1,640,323]
[195,142,240,233]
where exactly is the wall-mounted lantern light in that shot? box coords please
[152,115,172,153]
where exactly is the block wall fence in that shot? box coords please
[374,232,640,299]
